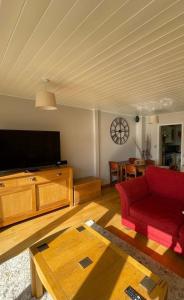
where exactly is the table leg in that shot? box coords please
[30,254,44,298]
[119,164,125,181]
[118,164,121,182]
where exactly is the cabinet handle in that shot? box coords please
[57,172,62,176]
[29,177,36,182]
[0,182,5,187]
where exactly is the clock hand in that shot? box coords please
[115,130,126,132]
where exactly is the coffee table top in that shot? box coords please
[30,224,167,300]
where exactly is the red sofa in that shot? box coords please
[115,166,184,254]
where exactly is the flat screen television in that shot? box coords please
[0,129,61,172]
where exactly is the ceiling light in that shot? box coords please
[160,97,173,107]
[35,79,57,110]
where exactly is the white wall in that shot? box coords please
[99,111,136,184]
[0,95,94,178]
[144,111,184,166]
[0,95,136,182]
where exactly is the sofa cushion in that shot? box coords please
[129,195,184,237]
[121,217,184,253]
[145,166,184,205]
[178,224,184,251]
[179,224,184,237]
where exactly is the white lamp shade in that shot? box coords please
[148,115,159,124]
[35,90,57,110]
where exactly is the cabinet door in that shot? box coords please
[0,185,36,223]
[36,177,69,210]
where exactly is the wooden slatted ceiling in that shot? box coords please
[0,0,184,114]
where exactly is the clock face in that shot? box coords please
[110,117,129,145]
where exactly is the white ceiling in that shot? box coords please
[0,0,184,115]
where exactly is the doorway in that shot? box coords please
[159,124,182,170]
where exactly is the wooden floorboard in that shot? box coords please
[0,187,184,278]
[0,187,119,262]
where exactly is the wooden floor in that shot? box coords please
[0,187,119,263]
[0,187,184,278]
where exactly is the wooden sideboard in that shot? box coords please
[0,166,73,227]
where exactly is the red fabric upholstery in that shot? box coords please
[116,166,184,254]
[178,225,184,254]
[145,166,184,206]
[115,176,149,217]
[130,196,184,236]
[179,224,184,239]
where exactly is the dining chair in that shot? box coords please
[118,163,126,182]
[145,159,155,165]
[109,161,120,185]
[128,157,137,164]
[125,163,137,180]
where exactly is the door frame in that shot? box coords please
[157,122,183,169]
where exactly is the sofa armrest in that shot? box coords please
[115,176,149,217]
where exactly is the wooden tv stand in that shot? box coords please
[0,166,73,227]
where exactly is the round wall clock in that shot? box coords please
[110,117,129,145]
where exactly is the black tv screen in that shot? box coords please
[0,130,61,172]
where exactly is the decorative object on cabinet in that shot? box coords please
[132,136,152,160]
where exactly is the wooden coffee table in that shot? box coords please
[30,224,168,300]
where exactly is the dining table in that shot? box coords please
[117,160,146,181]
